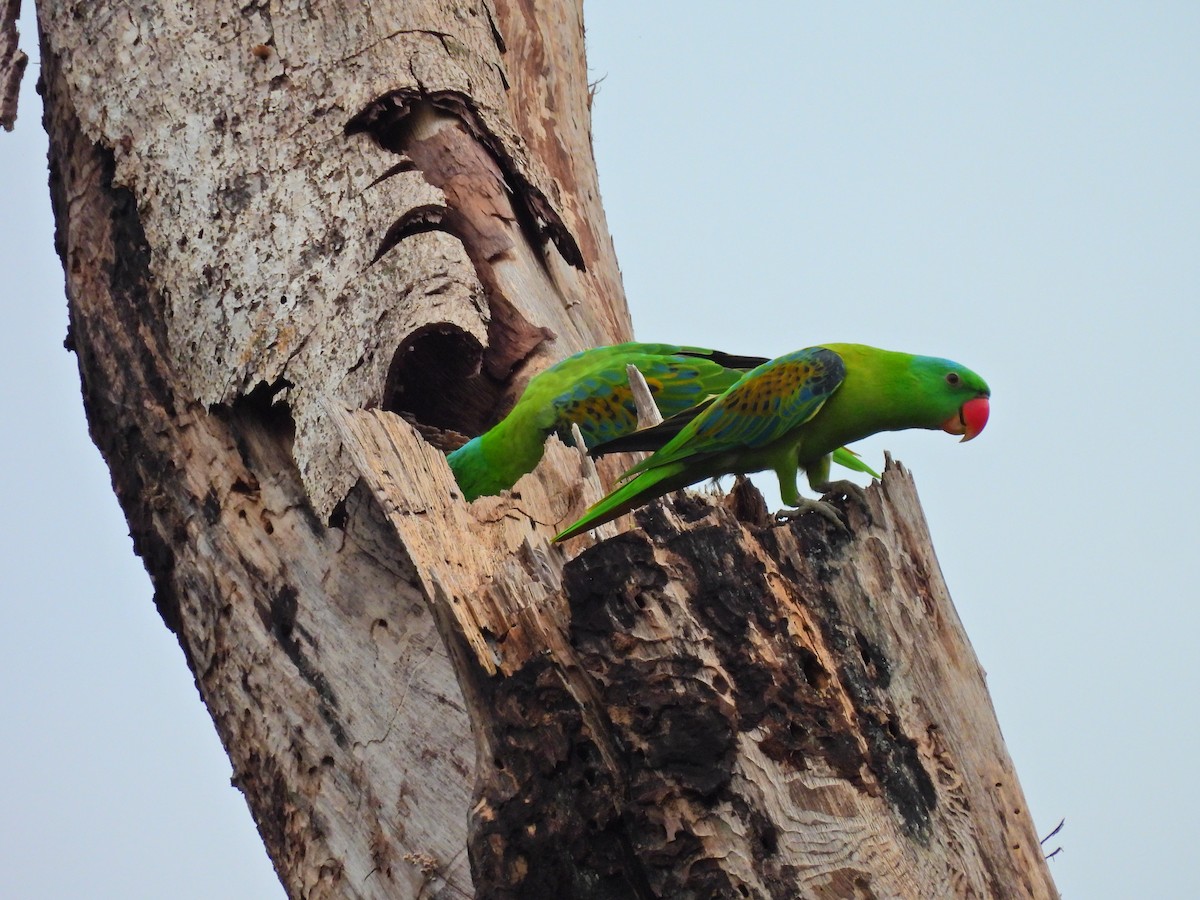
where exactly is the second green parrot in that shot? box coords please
[554,343,990,541]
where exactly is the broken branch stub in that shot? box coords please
[465,463,1059,899]
[626,362,665,428]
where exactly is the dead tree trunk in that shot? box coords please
[28,1,1057,897]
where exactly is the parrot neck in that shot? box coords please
[808,346,953,450]
[445,413,547,501]
[445,436,487,501]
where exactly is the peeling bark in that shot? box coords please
[1,0,26,130]
[32,0,1056,898]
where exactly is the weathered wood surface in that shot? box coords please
[35,0,626,521]
[1,0,27,130]
[41,58,477,897]
[31,0,1057,897]
[35,1,622,895]
[335,403,1057,898]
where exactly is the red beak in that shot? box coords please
[942,396,990,442]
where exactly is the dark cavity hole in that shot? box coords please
[382,324,508,439]
[758,820,779,856]
[855,630,874,667]
[327,496,349,530]
[797,645,830,691]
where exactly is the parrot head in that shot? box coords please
[911,357,991,442]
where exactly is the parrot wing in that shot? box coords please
[587,402,716,455]
[553,347,849,542]
[542,348,766,448]
[621,346,846,479]
[590,396,880,480]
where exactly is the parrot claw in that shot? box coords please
[774,499,847,530]
[816,479,874,525]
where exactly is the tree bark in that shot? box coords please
[1,0,27,130]
[31,1,1056,898]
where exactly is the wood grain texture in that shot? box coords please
[36,0,622,519]
[331,401,1058,898]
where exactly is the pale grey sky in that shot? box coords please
[3,4,1197,898]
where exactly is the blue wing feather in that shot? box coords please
[623,347,846,475]
[547,355,749,448]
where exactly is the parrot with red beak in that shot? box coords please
[555,343,989,541]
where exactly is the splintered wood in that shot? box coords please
[331,401,1059,898]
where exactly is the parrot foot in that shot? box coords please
[816,479,874,525]
[774,499,847,530]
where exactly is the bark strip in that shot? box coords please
[1,0,26,130]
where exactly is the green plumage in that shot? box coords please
[447,342,767,501]
[554,343,990,541]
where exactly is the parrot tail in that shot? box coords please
[678,349,770,370]
[554,463,694,542]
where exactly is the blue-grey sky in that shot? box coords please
[2,4,1197,898]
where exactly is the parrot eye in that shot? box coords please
[945,372,961,386]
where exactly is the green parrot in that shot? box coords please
[446,342,880,502]
[447,342,765,501]
[554,343,990,542]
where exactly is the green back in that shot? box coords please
[448,342,764,500]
